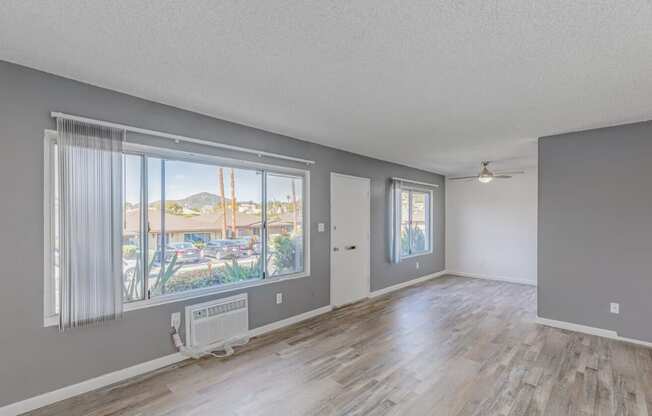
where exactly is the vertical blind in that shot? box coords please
[57,118,125,330]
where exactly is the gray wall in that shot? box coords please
[0,60,445,407]
[538,120,652,343]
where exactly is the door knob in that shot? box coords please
[345,245,357,250]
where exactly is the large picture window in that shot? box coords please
[44,132,309,322]
[399,188,432,258]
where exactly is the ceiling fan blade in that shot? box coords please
[448,176,478,181]
[494,170,525,175]
[494,175,512,179]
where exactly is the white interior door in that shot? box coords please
[330,173,370,307]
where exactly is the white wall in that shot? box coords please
[446,169,537,285]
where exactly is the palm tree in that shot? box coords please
[291,179,298,232]
[230,168,237,238]
[218,168,227,239]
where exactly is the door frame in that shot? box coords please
[330,172,371,307]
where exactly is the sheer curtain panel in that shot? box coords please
[57,118,125,330]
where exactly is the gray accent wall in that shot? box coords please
[0,60,444,407]
[538,120,652,343]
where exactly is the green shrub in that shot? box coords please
[161,259,260,293]
[221,258,261,284]
[412,228,426,251]
[163,271,221,293]
[400,228,426,254]
[149,254,183,295]
[270,234,296,274]
[400,229,409,254]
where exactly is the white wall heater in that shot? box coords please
[185,293,249,349]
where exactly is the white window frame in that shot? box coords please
[399,186,434,259]
[43,131,311,326]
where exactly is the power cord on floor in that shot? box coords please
[170,327,250,359]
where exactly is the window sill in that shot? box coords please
[125,271,309,312]
[44,271,310,327]
[400,250,434,261]
[44,315,58,327]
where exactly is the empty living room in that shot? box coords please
[2,2,652,415]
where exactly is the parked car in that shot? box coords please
[204,239,240,259]
[153,242,202,264]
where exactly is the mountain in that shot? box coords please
[148,192,228,210]
[145,192,265,212]
[177,192,226,209]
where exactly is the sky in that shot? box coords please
[125,155,302,206]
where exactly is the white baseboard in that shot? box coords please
[0,352,186,416]
[0,305,334,416]
[536,316,652,349]
[449,271,537,286]
[369,270,447,298]
[248,305,333,338]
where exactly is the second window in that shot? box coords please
[399,188,432,258]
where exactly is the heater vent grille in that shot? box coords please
[185,294,249,349]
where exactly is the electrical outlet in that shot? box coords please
[610,302,619,314]
[318,223,325,232]
[276,293,283,304]
[171,312,181,330]
[416,261,420,269]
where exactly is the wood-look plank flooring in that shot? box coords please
[25,275,652,416]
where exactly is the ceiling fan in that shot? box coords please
[448,161,524,183]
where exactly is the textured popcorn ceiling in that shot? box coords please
[2,1,652,175]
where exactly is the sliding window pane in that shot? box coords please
[123,154,144,302]
[151,160,262,296]
[400,190,410,257]
[266,173,303,277]
[410,191,429,253]
[146,157,163,293]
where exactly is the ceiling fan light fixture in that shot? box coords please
[447,161,523,183]
[478,163,493,183]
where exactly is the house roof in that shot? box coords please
[124,208,261,234]
[124,208,299,234]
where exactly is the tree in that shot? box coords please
[164,201,183,215]
[230,168,237,237]
[291,179,298,231]
[271,234,296,274]
[218,168,227,239]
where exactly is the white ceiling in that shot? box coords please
[2,1,652,175]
